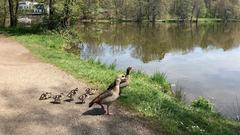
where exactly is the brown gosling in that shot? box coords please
[86,88,97,95]
[39,92,53,100]
[89,76,123,115]
[52,93,64,103]
[78,93,88,103]
[66,88,79,99]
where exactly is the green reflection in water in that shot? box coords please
[76,23,240,63]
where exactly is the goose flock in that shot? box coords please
[39,67,132,115]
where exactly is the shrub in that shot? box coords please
[191,97,214,111]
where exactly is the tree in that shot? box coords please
[63,0,72,27]
[174,0,193,21]
[48,0,54,29]
[135,0,145,22]
[191,0,207,23]
[147,0,161,23]
[213,0,240,21]
[113,0,124,20]
[8,0,19,27]
[0,0,7,27]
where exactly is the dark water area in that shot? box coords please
[76,23,240,118]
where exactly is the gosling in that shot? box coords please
[85,88,97,95]
[66,88,79,100]
[78,93,88,104]
[39,92,53,100]
[52,93,64,103]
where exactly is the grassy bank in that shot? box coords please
[1,27,240,135]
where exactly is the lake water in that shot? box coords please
[77,23,240,118]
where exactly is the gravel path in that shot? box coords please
[0,36,161,135]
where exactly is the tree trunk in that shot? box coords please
[8,0,19,27]
[48,0,54,30]
[2,0,7,26]
[196,9,200,25]
[136,1,143,23]
[15,0,19,21]
[151,6,156,23]
[82,10,87,20]
[146,0,150,21]
[152,14,156,24]
[63,0,71,27]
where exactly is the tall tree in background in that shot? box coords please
[3,0,7,26]
[0,0,7,26]
[191,0,206,23]
[147,0,162,23]
[42,0,240,25]
[8,0,19,27]
[173,0,193,21]
[135,0,145,22]
[48,0,55,29]
[215,0,239,21]
[63,0,72,27]
[204,0,213,17]
[4,0,239,28]
[113,0,124,20]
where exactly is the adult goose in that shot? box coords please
[89,76,123,115]
[107,67,132,95]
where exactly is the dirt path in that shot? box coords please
[0,36,161,135]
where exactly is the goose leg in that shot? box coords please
[100,104,106,112]
[106,105,112,115]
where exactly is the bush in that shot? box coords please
[191,97,214,111]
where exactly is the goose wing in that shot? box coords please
[119,80,129,88]
[107,82,115,90]
[89,90,113,107]
[107,79,127,90]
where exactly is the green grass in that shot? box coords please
[151,72,167,84]
[1,27,240,135]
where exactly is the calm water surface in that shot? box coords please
[77,23,240,117]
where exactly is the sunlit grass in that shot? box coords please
[151,72,167,84]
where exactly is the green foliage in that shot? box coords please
[151,72,167,84]
[151,72,171,93]
[2,0,240,28]
[0,0,7,27]
[191,97,214,111]
[109,62,116,70]
[174,0,193,20]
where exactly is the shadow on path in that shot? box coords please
[82,108,106,116]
